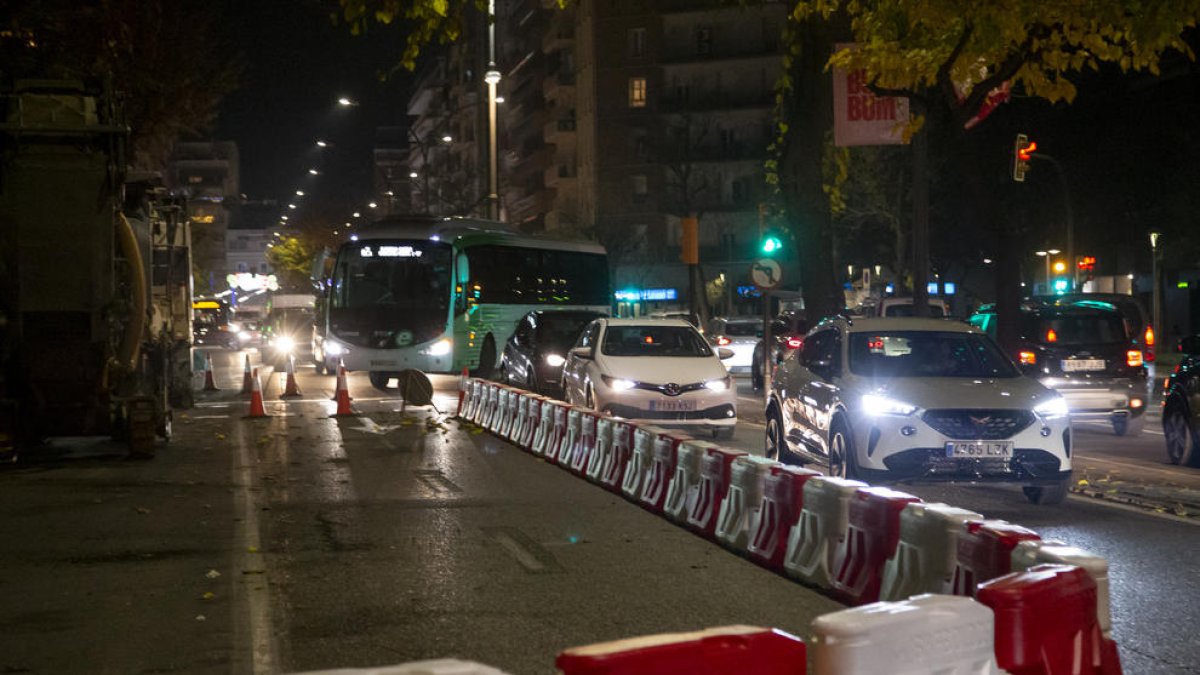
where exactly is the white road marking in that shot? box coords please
[231,420,279,674]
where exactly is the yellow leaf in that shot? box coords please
[1076,479,1089,486]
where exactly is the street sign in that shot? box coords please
[750,258,782,290]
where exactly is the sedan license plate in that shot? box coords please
[945,441,1013,459]
[649,399,697,412]
[1061,358,1105,372]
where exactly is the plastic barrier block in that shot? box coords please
[587,418,616,483]
[812,594,1001,675]
[556,408,583,467]
[639,431,689,514]
[621,425,665,501]
[521,396,546,449]
[951,520,1041,597]
[509,394,530,443]
[686,446,748,538]
[556,625,807,675]
[505,391,527,440]
[879,502,983,602]
[468,380,486,422]
[476,383,497,428]
[289,659,513,674]
[1012,540,1113,638]
[783,476,867,589]
[458,379,476,420]
[598,420,635,492]
[569,411,599,475]
[487,387,509,434]
[544,403,570,462]
[715,455,780,552]
[977,564,1123,675]
[531,399,556,456]
[747,465,822,571]
[830,487,922,606]
[663,440,712,523]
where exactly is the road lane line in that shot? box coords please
[232,419,279,675]
[482,526,563,573]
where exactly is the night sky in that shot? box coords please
[213,0,413,214]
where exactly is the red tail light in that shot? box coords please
[1127,350,1144,368]
[1045,329,1058,343]
[785,336,804,349]
[1144,326,1155,347]
[716,336,731,346]
[1018,350,1037,365]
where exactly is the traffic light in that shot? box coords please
[1013,133,1036,182]
[1077,255,1096,273]
[761,233,783,255]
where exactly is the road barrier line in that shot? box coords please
[231,420,280,675]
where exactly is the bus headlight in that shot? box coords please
[544,353,566,367]
[274,336,295,353]
[324,340,346,356]
[423,338,453,356]
[237,331,252,342]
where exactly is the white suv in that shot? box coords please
[765,317,1073,504]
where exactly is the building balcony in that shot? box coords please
[658,91,775,113]
[544,163,578,188]
[542,71,576,99]
[542,26,574,53]
[543,116,577,144]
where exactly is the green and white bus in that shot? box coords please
[315,215,610,389]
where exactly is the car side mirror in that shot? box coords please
[717,347,735,360]
[808,358,835,379]
[1180,335,1200,355]
[569,346,593,360]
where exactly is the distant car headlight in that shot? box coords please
[1034,397,1070,420]
[861,393,917,416]
[602,375,637,391]
[544,353,566,367]
[704,376,732,392]
[237,331,252,341]
[274,336,296,353]
[422,338,453,356]
[324,340,346,356]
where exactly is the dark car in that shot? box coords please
[264,307,316,364]
[1163,335,1200,466]
[969,301,1148,435]
[752,312,809,391]
[499,310,606,394]
[1032,293,1155,361]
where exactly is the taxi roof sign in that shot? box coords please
[193,301,222,309]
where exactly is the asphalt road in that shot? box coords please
[1,347,1196,674]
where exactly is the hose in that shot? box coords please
[116,212,147,370]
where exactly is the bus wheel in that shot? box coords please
[473,335,497,379]
[368,371,391,391]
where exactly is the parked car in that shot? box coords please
[499,310,606,395]
[561,318,737,438]
[1163,334,1200,466]
[752,312,810,391]
[765,317,1073,504]
[969,301,1148,436]
[706,316,761,374]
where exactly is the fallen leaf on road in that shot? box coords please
[215,433,226,441]
[202,592,215,600]
[196,615,207,621]
[242,569,266,575]
[470,429,484,435]
[135,506,151,514]
[247,546,259,553]
[1077,479,1089,486]
[205,569,221,579]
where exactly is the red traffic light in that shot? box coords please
[1017,140,1037,161]
[1077,255,1096,272]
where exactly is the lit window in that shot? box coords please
[629,77,647,108]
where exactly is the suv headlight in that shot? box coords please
[601,375,637,391]
[704,376,732,392]
[861,393,917,416]
[274,336,295,353]
[1034,397,1070,419]
[544,353,566,367]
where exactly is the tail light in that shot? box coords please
[785,336,804,349]
[1018,350,1037,365]
[1144,326,1155,347]
[1126,350,1144,368]
[1045,328,1058,343]
[716,336,731,346]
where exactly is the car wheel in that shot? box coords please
[497,361,509,386]
[368,371,391,391]
[765,408,786,461]
[473,335,497,380]
[1112,413,1142,437]
[828,417,856,479]
[1023,475,1071,505]
[1164,399,1198,466]
[526,371,539,395]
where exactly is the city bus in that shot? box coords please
[315,215,610,389]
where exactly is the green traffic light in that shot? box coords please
[762,236,782,254]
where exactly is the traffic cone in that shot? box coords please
[246,368,268,418]
[202,353,220,392]
[330,359,343,400]
[332,362,354,416]
[280,354,302,398]
[240,353,252,394]
[456,366,469,415]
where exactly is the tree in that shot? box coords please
[266,236,317,292]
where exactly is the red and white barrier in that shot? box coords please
[951,520,1041,597]
[685,445,747,537]
[568,410,599,475]
[829,487,922,606]
[638,431,688,514]
[546,403,571,462]
[531,399,559,456]
[1012,540,1113,638]
[621,425,664,501]
[715,455,779,551]
[497,389,520,439]
[747,465,822,571]
[556,625,807,675]
[879,502,983,602]
[587,417,615,483]
[475,382,497,427]
[784,476,867,588]
[517,395,545,449]
[977,564,1123,675]
[812,594,1000,674]
[663,439,712,523]
[485,386,508,434]
[596,419,634,492]
[556,408,584,466]
[290,659,513,675]
[464,379,485,422]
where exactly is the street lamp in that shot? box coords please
[441,134,453,144]
[295,190,305,196]
[316,140,328,148]
[1150,231,1162,350]
[337,97,356,107]
[1035,248,1060,293]
[308,168,319,175]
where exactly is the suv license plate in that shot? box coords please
[649,400,697,412]
[1061,359,1105,372]
[945,441,1013,459]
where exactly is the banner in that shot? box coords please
[832,44,909,147]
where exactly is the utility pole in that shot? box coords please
[484,0,501,221]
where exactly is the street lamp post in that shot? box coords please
[484,0,502,221]
[1034,248,1060,294]
[1150,231,1162,348]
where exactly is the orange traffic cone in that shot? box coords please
[332,362,354,417]
[330,358,343,400]
[456,366,469,415]
[240,353,253,394]
[202,353,220,391]
[246,368,268,418]
[280,354,302,398]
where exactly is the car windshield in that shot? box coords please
[848,331,1020,378]
[536,313,601,350]
[601,325,713,357]
[723,321,760,337]
[1025,314,1128,345]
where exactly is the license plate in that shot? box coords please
[945,441,1013,459]
[649,399,697,412]
[1061,359,1105,372]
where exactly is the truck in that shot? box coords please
[0,79,192,457]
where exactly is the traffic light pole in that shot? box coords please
[762,289,772,398]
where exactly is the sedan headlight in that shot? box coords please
[704,376,732,392]
[324,340,346,356]
[861,393,917,416]
[1034,397,1070,420]
[274,336,296,353]
[237,331,252,341]
[544,353,566,367]
[601,375,637,391]
[422,338,453,356]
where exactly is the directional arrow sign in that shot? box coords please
[750,258,782,290]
